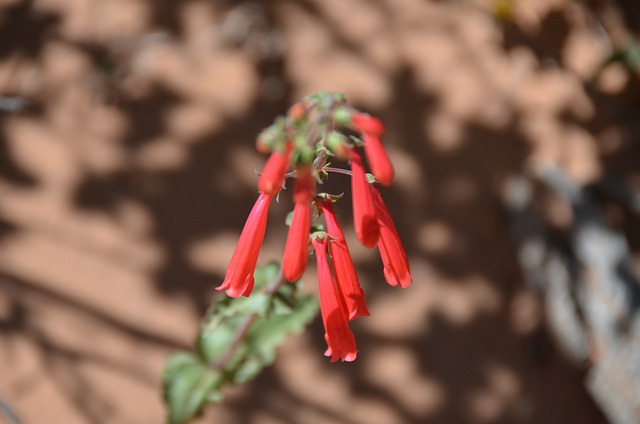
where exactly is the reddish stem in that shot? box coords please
[211,268,287,371]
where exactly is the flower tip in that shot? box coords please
[324,341,358,363]
[397,273,412,289]
[348,306,370,321]
[375,170,394,187]
[219,274,254,298]
[283,263,307,283]
[343,351,358,362]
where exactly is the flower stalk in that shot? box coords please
[216,92,412,361]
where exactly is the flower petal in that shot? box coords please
[371,186,412,288]
[363,134,394,186]
[350,149,379,248]
[318,198,370,320]
[282,167,315,282]
[216,193,272,297]
[282,201,311,282]
[312,236,358,362]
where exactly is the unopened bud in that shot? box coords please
[333,106,352,127]
[256,130,273,153]
[326,131,350,160]
[288,102,306,121]
[256,119,285,153]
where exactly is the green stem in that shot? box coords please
[211,268,287,371]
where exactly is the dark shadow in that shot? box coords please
[0,116,38,187]
[501,8,570,67]
[0,0,61,59]
[120,85,185,149]
[0,273,189,350]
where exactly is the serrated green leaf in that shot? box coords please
[198,317,238,364]
[163,262,320,424]
[331,92,348,103]
[233,294,319,383]
[253,261,281,290]
[163,352,224,424]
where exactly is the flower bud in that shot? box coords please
[326,131,350,160]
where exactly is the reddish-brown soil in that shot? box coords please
[1,0,638,423]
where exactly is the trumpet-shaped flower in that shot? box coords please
[318,198,369,320]
[312,235,358,362]
[282,167,315,282]
[216,193,273,297]
[350,149,379,248]
[371,186,412,288]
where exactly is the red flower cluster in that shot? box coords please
[217,97,411,362]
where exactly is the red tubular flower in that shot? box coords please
[312,235,358,362]
[350,149,379,248]
[282,167,315,282]
[318,198,369,320]
[363,133,394,186]
[258,142,293,195]
[370,186,412,288]
[216,193,273,297]
[351,113,385,136]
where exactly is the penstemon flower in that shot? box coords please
[282,167,315,282]
[318,198,370,320]
[216,193,273,297]
[312,235,358,362]
[371,185,412,288]
[217,92,412,361]
[350,149,380,249]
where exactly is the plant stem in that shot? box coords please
[0,397,21,424]
[324,166,352,176]
[211,268,287,371]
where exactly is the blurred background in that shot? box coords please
[1,0,640,423]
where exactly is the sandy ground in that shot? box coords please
[1,0,639,423]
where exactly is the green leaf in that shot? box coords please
[331,92,348,103]
[234,293,319,383]
[285,211,294,227]
[253,261,281,289]
[163,352,224,424]
[622,40,640,70]
[163,262,319,424]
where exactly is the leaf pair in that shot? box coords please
[163,262,319,424]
